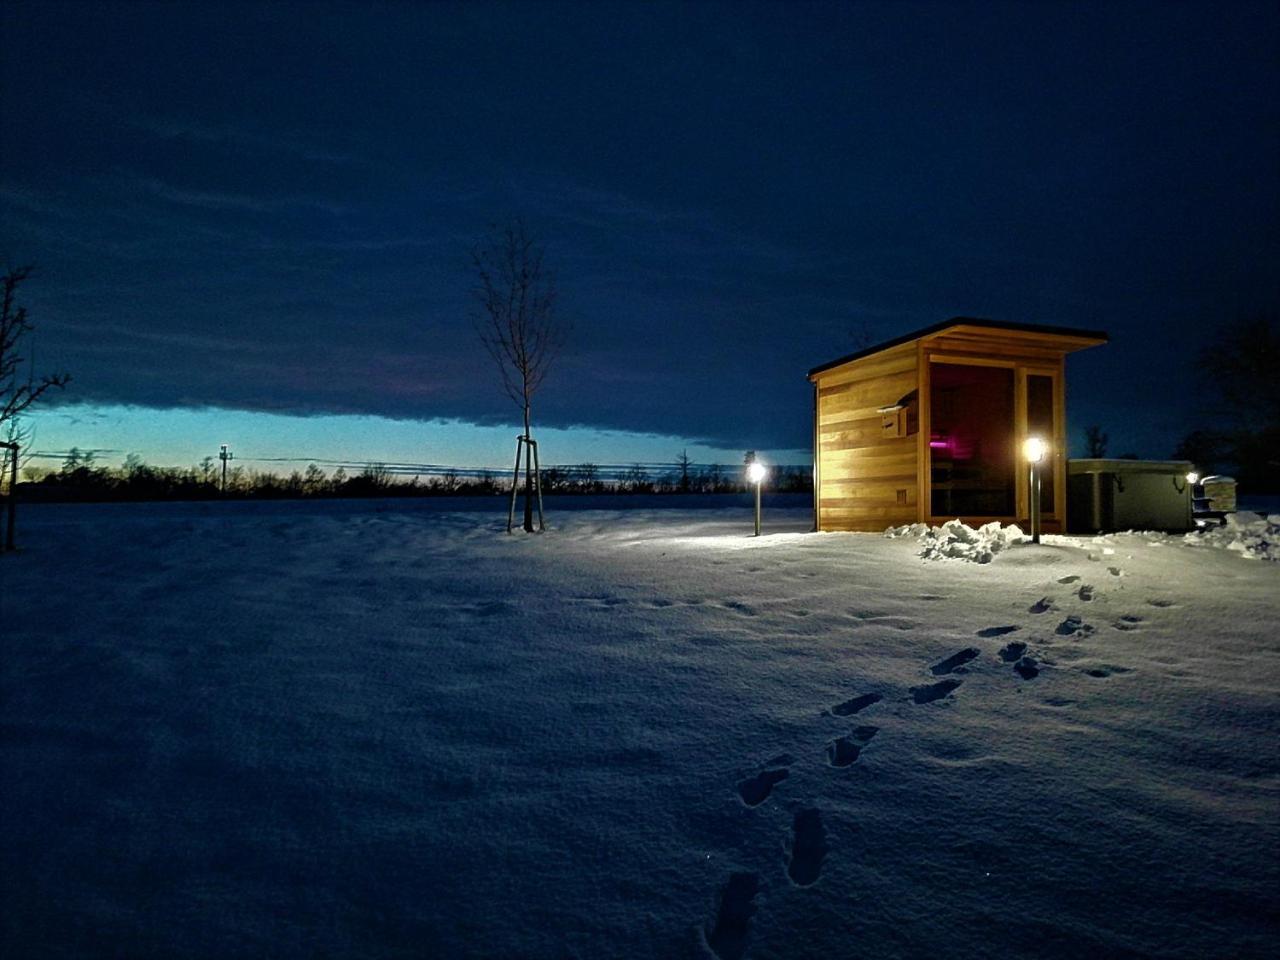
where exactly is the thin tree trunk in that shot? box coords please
[523,402,534,532]
[4,442,16,552]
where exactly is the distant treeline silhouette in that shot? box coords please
[14,449,812,502]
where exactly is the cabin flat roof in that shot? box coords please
[807,317,1109,378]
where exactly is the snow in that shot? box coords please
[891,514,1280,565]
[2,499,1278,958]
[1186,511,1280,562]
[886,518,1026,563]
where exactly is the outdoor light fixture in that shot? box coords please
[746,457,767,536]
[1024,436,1046,544]
[1186,471,1200,486]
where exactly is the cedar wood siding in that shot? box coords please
[810,321,1108,533]
[812,340,919,531]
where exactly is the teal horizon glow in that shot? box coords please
[22,404,810,475]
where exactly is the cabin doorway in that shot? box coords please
[928,362,1016,518]
[926,359,1064,527]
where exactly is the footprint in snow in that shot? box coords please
[1056,615,1094,636]
[1029,597,1053,614]
[786,808,827,887]
[1013,657,1040,679]
[1147,599,1176,608]
[930,648,980,675]
[977,625,1020,638]
[736,756,792,807]
[1077,585,1095,602]
[908,678,963,704]
[827,726,879,767]
[1113,615,1143,631]
[1057,575,1081,584]
[830,692,882,717]
[1108,566,1124,577]
[706,872,759,960]
[998,640,1028,662]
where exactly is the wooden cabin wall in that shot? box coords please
[813,342,919,531]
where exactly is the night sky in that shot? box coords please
[2,0,1277,469]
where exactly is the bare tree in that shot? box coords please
[1083,424,1109,459]
[471,220,567,531]
[676,449,692,493]
[2,267,70,435]
[1174,313,1280,491]
[1,266,69,551]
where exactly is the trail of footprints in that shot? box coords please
[705,571,1165,958]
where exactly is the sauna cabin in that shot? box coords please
[808,318,1107,532]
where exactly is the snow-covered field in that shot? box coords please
[3,499,1278,959]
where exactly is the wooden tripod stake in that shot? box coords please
[507,435,545,534]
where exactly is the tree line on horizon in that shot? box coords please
[16,449,813,503]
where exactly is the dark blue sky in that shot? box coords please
[2,0,1277,465]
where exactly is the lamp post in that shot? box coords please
[746,458,767,536]
[1023,436,1046,544]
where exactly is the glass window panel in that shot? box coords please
[930,363,1015,517]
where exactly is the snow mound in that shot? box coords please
[886,518,1026,563]
[1185,511,1280,561]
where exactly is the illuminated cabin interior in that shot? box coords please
[808,318,1108,533]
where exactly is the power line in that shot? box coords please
[30,451,809,483]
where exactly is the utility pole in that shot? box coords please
[219,443,234,494]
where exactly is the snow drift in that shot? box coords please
[1186,511,1280,562]
[886,518,1025,563]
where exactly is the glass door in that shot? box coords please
[928,362,1016,518]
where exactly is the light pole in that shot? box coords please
[1023,436,1046,544]
[747,458,767,536]
[219,443,234,494]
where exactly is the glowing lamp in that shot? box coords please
[745,456,766,536]
[1023,437,1046,544]
[1186,471,1199,486]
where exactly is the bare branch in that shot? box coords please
[469,219,566,421]
[0,266,71,429]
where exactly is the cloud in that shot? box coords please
[128,115,362,167]
[134,176,353,217]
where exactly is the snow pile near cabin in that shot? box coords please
[885,518,1025,563]
[1186,511,1280,561]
